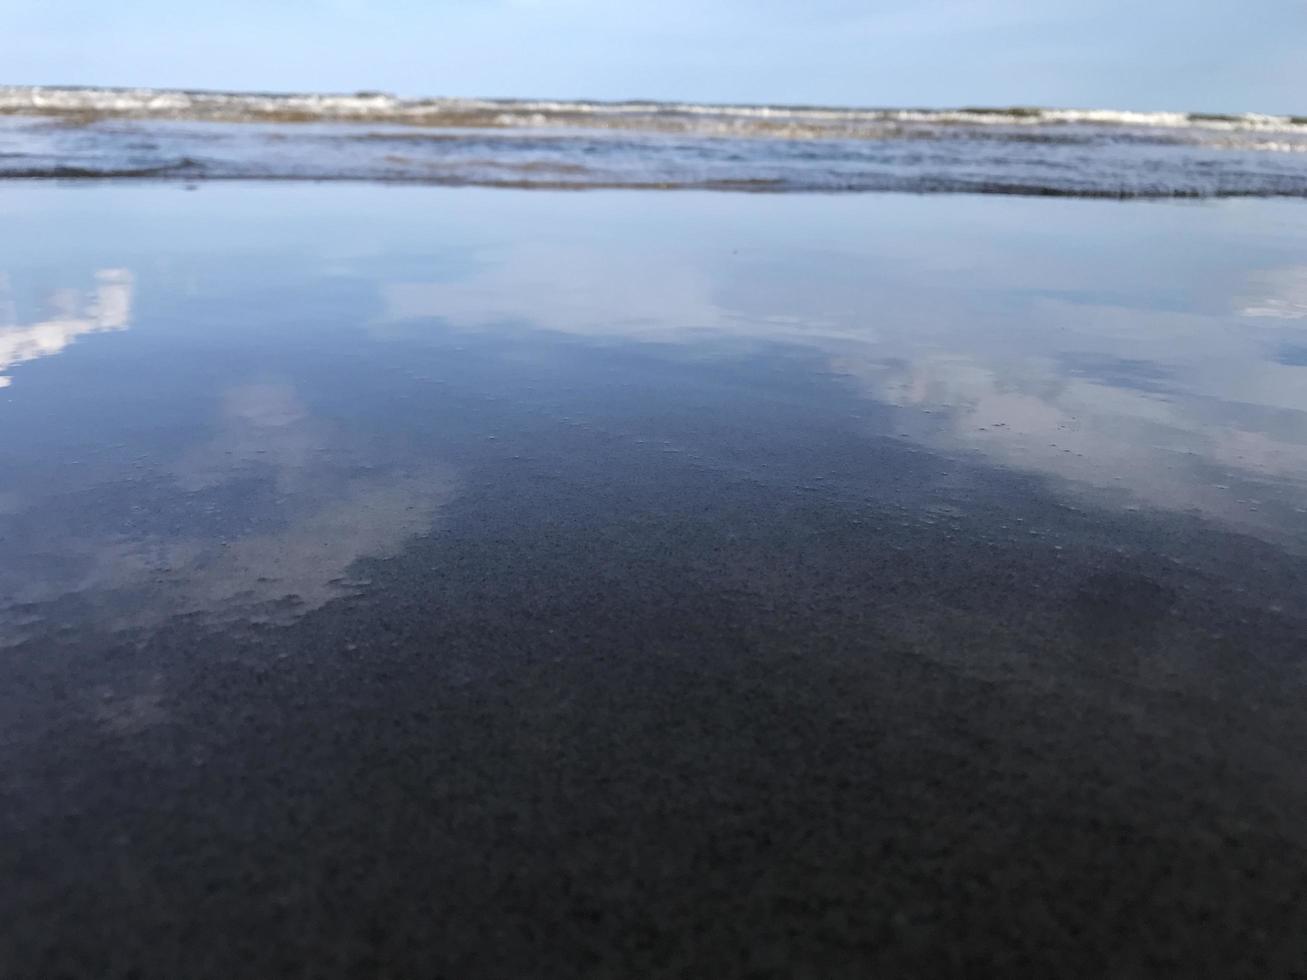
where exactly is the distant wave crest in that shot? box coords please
[3,85,1305,138]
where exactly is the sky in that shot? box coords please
[3,0,1304,114]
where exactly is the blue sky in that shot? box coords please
[5,0,1304,114]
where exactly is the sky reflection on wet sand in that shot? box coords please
[3,187,1307,647]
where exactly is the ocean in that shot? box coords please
[3,84,1307,196]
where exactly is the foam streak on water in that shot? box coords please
[2,85,1306,197]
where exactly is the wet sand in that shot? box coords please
[2,186,1307,976]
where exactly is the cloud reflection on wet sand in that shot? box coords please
[0,268,132,388]
[374,233,1307,548]
[0,371,455,646]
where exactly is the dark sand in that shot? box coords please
[2,186,1306,977]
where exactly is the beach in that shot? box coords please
[2,183,1307,975]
